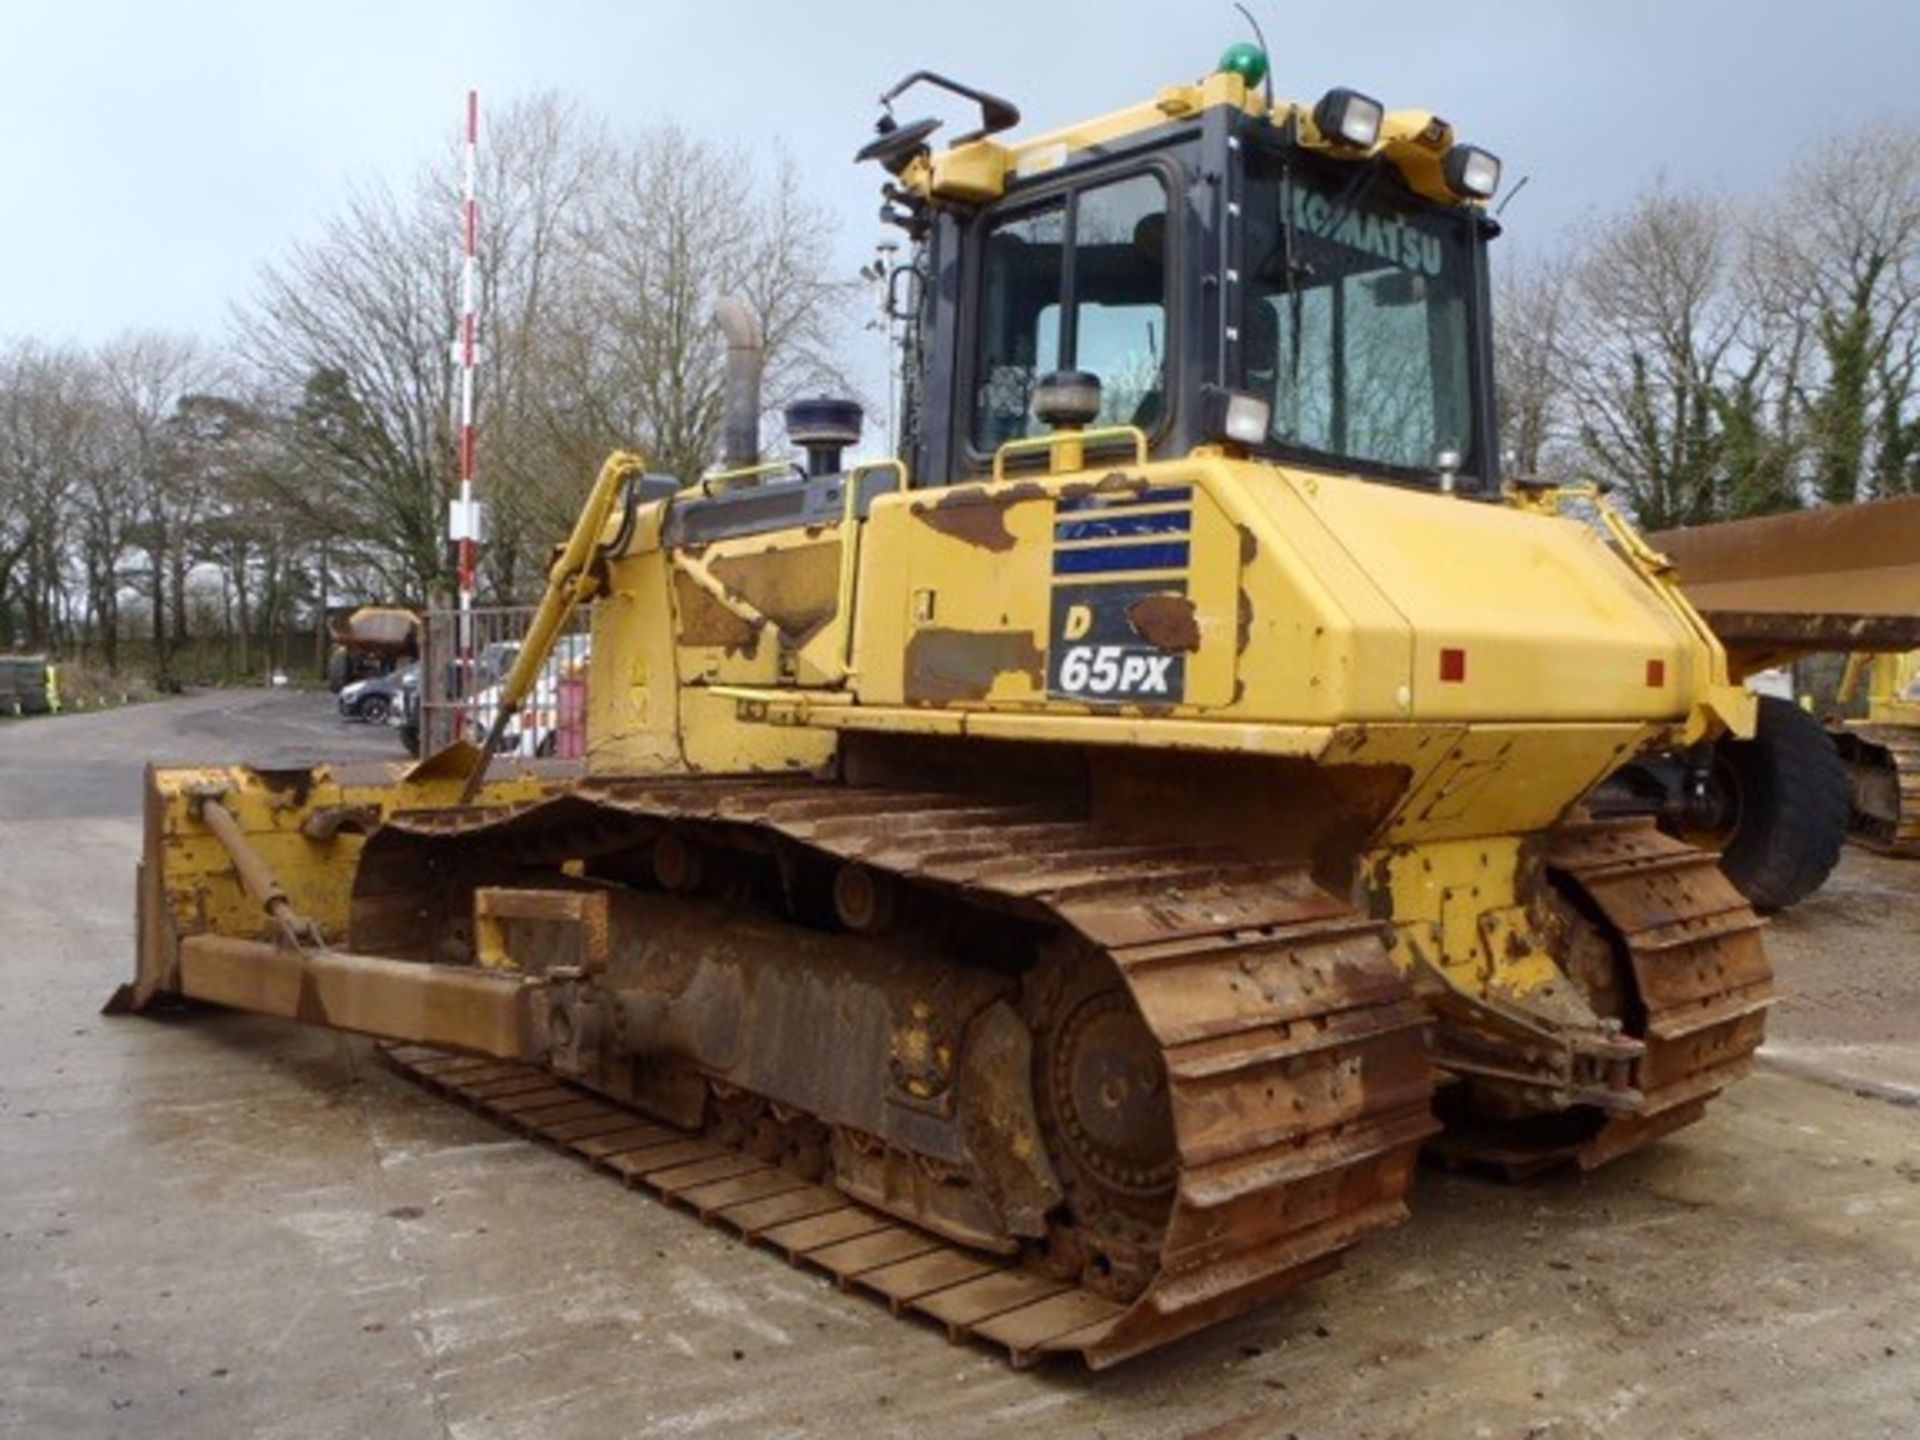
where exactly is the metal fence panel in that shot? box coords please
[417,606,592,757]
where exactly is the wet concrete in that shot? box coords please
[2,691,1917,1438]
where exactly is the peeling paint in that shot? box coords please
[903,628,1045,703]
[1127,594,1201,654]
[709,541,841,643]
[671,571,761,657]
[908,483,1044,552]
[1058,470,1150,502]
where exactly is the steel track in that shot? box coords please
[378,778,1439,1368]
[1841,724,1920,856]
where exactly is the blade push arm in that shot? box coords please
[457,450,648,801]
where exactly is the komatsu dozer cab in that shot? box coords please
[117,47,1774,1368]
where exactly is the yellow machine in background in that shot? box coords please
[1645,497,1920,893]
[1837,649,1920,853]
[115,48,1772,1368]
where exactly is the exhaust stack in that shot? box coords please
[714,296,765,469]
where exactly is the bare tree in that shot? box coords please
[1558,182,1749,528]
[450,97,610,602]
[237,97,855,609]
[1493,249,1575,478]
[67,366,130,670]
[537,129,855,513]
[239,176,456,603]
[1749,125,1920,502]
[0,342,88,652]
[98,332,224,683]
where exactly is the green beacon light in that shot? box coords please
[1217,41,1269,89]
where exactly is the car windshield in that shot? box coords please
[1242,147,1478,478]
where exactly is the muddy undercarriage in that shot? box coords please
[193,770,1768,1367]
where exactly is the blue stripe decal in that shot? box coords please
[1056,485,1194,514]
[1052,541,1191,576]
[1054,511,1192,542]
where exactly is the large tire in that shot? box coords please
[1713,695,1850,912]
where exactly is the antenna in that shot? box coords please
[1495,173,1531,220]
[1232,3,1275,108]
[450,88,482,722]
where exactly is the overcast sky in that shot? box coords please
[4,0,1917,392]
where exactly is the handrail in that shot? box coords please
[697,459,801,496]
[990,425,1149,482]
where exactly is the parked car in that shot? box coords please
[463,636,589,756]
[397,672,422,757]
[337,664,415,725]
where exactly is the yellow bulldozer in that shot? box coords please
[1837,648,1920,854]
[111,48,1774,1368]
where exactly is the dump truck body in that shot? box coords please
[1639,499,1920,890]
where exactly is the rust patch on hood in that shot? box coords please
[709,541,841,642]
[1058,470,1150,502]
[909,483,1044,553]
[1127,594,1201,654]
[904,628,1045,704]
[672,571,761,657]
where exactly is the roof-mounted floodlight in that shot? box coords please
[1313,87,1385,151]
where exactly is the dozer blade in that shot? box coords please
[113,760,560,1024]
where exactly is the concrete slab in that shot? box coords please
[3,691,1917,1438]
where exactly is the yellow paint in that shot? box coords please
[1845,650,1920,726]
[546,443,1742,861]
[991,425,1148,481]
[1365,836,1563,998]
[473,908,516,972]
[1377,111,1458,205]
[144,763,552,955]
[902,69,1492,219]
[140,450,1742,1043]
[929,140,1011,203]
[138,69,1750,1055]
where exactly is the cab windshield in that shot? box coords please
[1242,147,1479,478]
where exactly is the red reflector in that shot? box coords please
[1440,647,1467,683]
[1647,659,1666,687]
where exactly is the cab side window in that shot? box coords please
[971,172,1168,453]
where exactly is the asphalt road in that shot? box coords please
[2,690,1917,1439]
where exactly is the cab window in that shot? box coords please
[971,171,1168,452]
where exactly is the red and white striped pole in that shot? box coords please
[454,88,480,717]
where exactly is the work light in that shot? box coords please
[1444,145,1502,201]
[1205,386,1273,447]
[1312,88,1385,150]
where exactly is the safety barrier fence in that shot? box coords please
[416,605,592,758]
